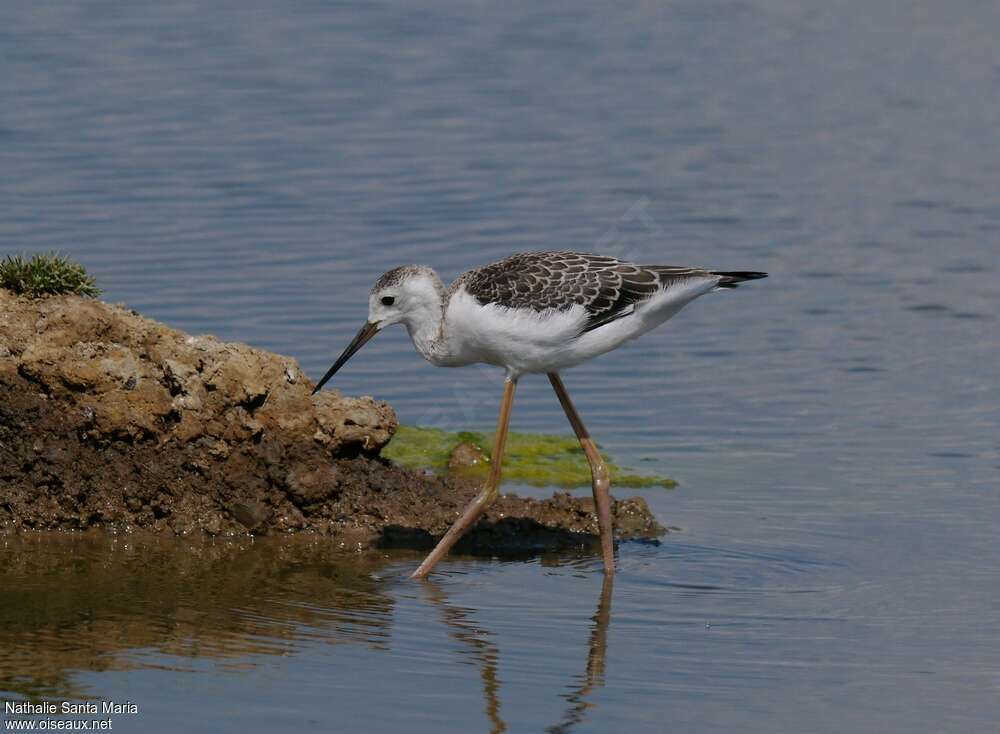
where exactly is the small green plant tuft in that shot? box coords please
[383,424,677,489]
[0,252,101,298]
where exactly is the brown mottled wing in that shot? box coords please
[458,252,705,334]
[583,262,706,332]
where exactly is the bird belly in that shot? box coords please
[440,279,716,375]
[560,277,718,368]
[441,291,585,374]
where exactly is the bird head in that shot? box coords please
[312,265,441,394]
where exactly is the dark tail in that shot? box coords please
[711,271,768,289]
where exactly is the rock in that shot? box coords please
[447,441,488,470]
[0,290,666,551]
[285,467,340,506]
[229,500,272,531]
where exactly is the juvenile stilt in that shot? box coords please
[548,373,615,575]
[410,377,518,579]
[310,251,767,584]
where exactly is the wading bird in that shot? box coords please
[312,251,766,579]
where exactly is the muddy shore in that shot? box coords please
[0,291,664,552]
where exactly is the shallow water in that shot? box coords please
[3,0,1000,731]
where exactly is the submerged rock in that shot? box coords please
[0,291,665,551]
[447,441,489,470]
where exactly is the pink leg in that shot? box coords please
[411,377,518,579]
[548,373,615,575]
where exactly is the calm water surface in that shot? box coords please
[3,1,999,731]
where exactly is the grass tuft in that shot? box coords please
[0,252,101,298]
[383,424,677,489]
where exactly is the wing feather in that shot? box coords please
[454,252,710,334]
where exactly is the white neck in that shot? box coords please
[399,272,451,364]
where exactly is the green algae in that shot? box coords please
[383,424,677,489]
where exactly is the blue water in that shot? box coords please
[3,1,999,731]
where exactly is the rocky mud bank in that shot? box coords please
[0,291,664,552]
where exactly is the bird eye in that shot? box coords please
[381,296,395,306]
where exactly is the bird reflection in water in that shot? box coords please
[421,581,507,734]
[547,574,614,734]
[421,573,614,734]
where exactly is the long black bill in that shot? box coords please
[312,321,379,394]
